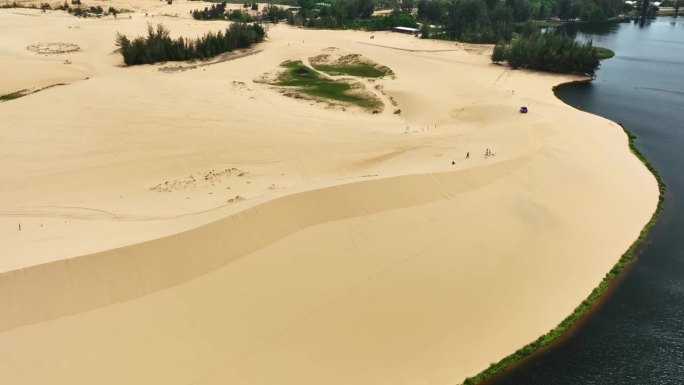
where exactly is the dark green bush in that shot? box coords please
[192,1,227,20]
[227,9,252,22]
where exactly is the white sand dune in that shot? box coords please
[0,3,658,385]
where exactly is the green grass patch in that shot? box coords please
[312,62,390,78]
[274,60,380,109]
[461,122,665,385]
[595,46,615,59]
[0,90,28,101]
[1,84,67,103]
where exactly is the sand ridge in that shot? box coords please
[0,3,658,385]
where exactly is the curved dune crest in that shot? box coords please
[0,158,523,333]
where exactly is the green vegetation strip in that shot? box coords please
[462,123,665,385]
[312,62,390,78]
[0,90,28,101]
[1,83,68,103]
[595,46,616,60]
[274,61,380,109]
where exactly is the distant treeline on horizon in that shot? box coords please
[190,0,644,43]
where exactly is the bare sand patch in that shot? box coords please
[158,48,263,73]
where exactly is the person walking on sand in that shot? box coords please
[466,152,469,159]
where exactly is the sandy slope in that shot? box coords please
[0,3,658,385]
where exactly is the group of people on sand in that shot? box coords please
[451,148,495,165]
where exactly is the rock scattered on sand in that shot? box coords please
[150,168,246,193]
[26,42,80,55]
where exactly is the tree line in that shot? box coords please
[492,31,600,76]
[261,0,633,43]
[437,0,516,42]
[285,0,402,28]
[186,1,634,42]
[115,23,266,65]
[179,0,615,75]
[2,1,127,17]
[190,2,260,21]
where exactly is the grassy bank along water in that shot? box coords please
[461,121,665,385]
[595,46,616,59]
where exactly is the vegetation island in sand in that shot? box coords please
[258,53,392,111]
[0,1,662,385]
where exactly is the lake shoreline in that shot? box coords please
[461,80,666,385]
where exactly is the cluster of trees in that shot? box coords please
[227,9,253,22]
[69,5,104,17]
[346,10,418,29]
[414,0,632,42]
[5,1,124,17]
[242,2,260,11]
[116,23,266,65]
[190,2,290,24]
[297,7,416,29]
[65,3,124,17]
[263,3,291,22]
[492,32,600,76]
[440,0,515,42]
[276,0,633,43]
[635,0,658,21]
[191,1,260,21]
[285,0,376,27]
[349,10,418,31]
[191,2,269,21]
[416,0,630,23]
[555,0,630,20]
[191,2,228,20]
